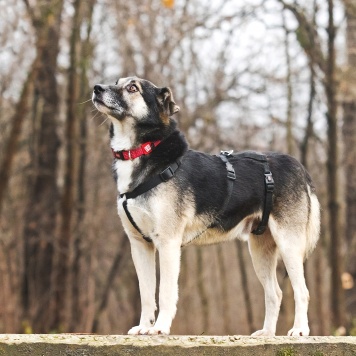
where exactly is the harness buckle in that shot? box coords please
[264,172,274,192]
[220,150,233,157]
[226,163,236,180]
[227,170,236,180]
[219,152,236,180]
[160,166,174,182]
[112,148,124,160]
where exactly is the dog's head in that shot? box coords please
[92,76,180,125]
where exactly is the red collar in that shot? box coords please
[112,140,161,160]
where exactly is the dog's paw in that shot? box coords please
[146,325,170,335]
[127,325,150,335]
[127,324,170,335]
[287,326,310,336]
[251,329,275,337]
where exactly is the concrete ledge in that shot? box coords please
[0,334,355,356]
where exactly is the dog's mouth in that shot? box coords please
[92,97,105,107]
[92,94,126,120]
[92,96,115,112]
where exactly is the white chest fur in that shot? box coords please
[113,159,137,193]
[110,117,137,194]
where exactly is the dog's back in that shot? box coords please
[162,149,320,254]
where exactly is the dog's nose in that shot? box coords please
[93,84,105,95]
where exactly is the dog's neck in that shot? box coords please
[110,118,140,193]
[109,116,136,152]
[110,117,187,194]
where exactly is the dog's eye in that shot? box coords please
[127,84,138,93]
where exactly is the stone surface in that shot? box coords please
[0,335,354,356]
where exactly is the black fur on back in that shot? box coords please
[113,122,314,233]
[106,77,314,234]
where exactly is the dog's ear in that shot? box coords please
[157,87,180,116]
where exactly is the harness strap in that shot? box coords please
[207,152,236,230]
[238,152,274,235]
[218,151,236,212]
[120,159,181,200]
[120,158,182,242]
[122,199,152,242]
[252,168,274,235]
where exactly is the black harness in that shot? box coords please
[120,151,274,242]
[233,151,275,235]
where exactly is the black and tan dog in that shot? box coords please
[92,76,320,336]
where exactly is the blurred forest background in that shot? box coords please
[0,0,355,336]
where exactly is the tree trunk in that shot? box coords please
[282,11,294,156]
[280,0,346,332]
[300,0,317,168]
[216,245,230,333]
[342,0,356,328]
[300,61,315,168]
[0,62,36,216]
[92,235,129,333]
[55,0,83,332]
[236,240,255,334]
[196,248,209,332]
[70,0,96,332]
[326,0,346,330]
[22,0,64,333]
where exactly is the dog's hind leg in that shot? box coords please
[248,231,282,336]
[127,237,157,335]
[271,223,311,336]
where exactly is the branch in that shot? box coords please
[277,0,326,74]
[22,0,36,22]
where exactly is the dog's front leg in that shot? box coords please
[127,237,157,335]
[147,239,181,335]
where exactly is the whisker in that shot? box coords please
[90,111,101,121]
[77,98,93,105]
[98,116,109,126]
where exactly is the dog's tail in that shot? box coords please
[305,184,321,259]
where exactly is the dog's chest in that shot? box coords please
[113,160,137,193]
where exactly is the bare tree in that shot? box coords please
[55,0,84,331]
[278,0,346,331]
[0,63,36,216]
[236,241,255,334]
[70,0,97,332]
[21,0,64,332]
[325,0,346,329]
[342,0,356,328]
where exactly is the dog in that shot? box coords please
[92,76,320,336]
